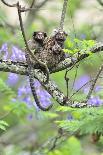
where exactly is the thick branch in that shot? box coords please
[0,59,100,108]
[0,60,65,105]
[2,42,103,75]
[0,41,103,75]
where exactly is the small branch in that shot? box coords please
[86,64,103,101]
[20,0,36,12]
[1,0,17,7]
[24,0,50,28]
[34,128,65,154]
[16,2,49,83]
[97,0,103,6]
[64,69,69,98]
[70,63,80,94]
[59,0,68,30]
[35,0,50,10]
[30,0,36,8]
[49,128,63,151]
[16,2,52,110]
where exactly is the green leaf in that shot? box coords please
[0,120,9,131]
[0,120,9,126]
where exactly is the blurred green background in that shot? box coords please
[0,0,103,154]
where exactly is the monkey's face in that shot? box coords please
[53,30,68,42]
[33,31,47,42]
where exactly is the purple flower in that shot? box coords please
[6,73,19,86]
[34,80,41,88]
[14,78,52,110]
[80,34,86,39]
[88,96,103,106]
[0,43,8,53]
[11,46,26,61]
[95,85,103,92]
[0,43,9,60]
[17,86,28,97]
[67,114,73,121]
[27,114,33,120]
[10,53,17,61]
[39,90,52,107]
[23,96,32,107]
[74,75,90,90]
[83,86,90,95]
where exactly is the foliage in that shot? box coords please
[0,120,9,131]
[56,106,103,135]
[64,38,95,55]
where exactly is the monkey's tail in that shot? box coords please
[28,67,53,111]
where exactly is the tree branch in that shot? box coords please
[86,64,103,101]
[97,0,103,6]
[51,42,103,73]
[2,41,102,75]
[0,59,101,108]
[1,0,17,7]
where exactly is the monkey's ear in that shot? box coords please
[52,29,58,36]
[44,32,47,38]
[33,32,37,38]
[64,31,68,36]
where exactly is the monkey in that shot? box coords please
[27,31,47,52]
[25,31,52,111]
[32,29,68,70]
[26,30,67,111]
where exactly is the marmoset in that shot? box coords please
[31,30,67,70]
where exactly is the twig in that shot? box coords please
[70,63,80,94]
[86,64,103,101]
[64,69,69,98]
[17,2,52,111]
[20,0,35,12]
[59,0,68,30]
[30,0,35,8]
[1,0,17,7]
[20,0,36,12]
[49,128,63,151]
[34,128,65,154]
[16,2,49,83]
[23,0,50,12]
[69,79,94,99]
[97,0,103,6]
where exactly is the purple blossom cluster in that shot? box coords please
[0,43,26,61]
[11,46,26,61]
[0,43,52,110]
[74,74,103,106]
[16,79,52,110]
